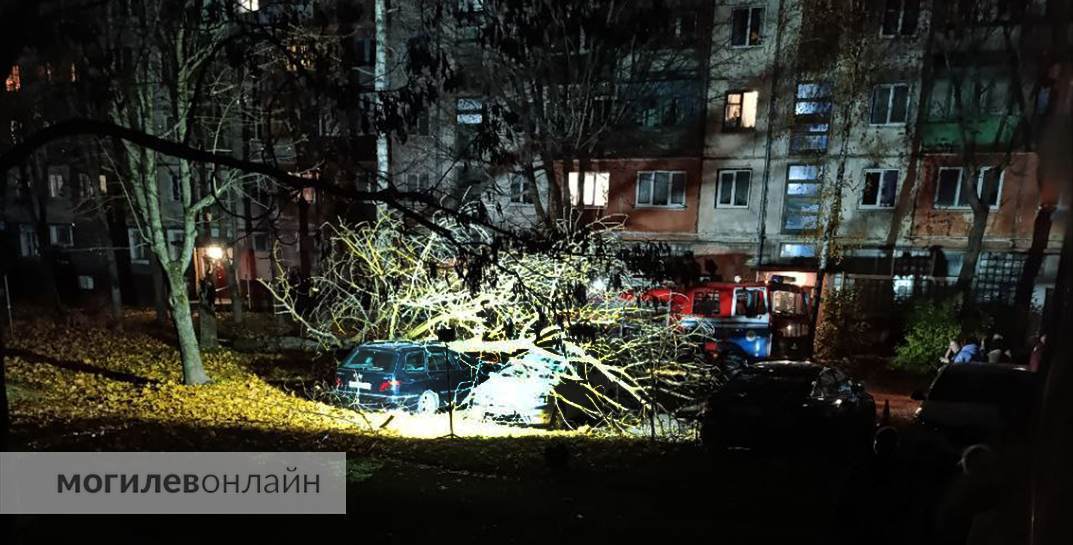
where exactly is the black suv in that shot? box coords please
[333,341,490,413]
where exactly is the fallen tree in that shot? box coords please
[266,214,720,430]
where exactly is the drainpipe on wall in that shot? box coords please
[755,0,787,273]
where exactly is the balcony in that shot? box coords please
[921,115,1019,151]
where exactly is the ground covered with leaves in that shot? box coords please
[5,312,678,475]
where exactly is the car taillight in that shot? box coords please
[379,379,400,392]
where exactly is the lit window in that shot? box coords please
[791,82,832,153]
[49,224,74,247]
[456,98,483,124]
[301,186,317,204]
[724,91,759,130]
[636,171,686,207]
[730,7,764,47]
[880,0,919,37]
[780,243,816,258]
[5,65,19,92]
[509,175,533,204]
[568,171,609,208]
[861,169,898,208]
[716,170,751,208]
[48,173,64,198]
[98,175,108,194]
[870,83,910,125]
[238,0,259,12]
[783,164,822,232]
[934,167,1002,209]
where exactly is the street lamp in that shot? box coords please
[204,244,225,262]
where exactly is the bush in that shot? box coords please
[814,287,868,361]
[894,298,961,374]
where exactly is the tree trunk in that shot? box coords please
[167,272,209,385]
[105,242,123,328]
[297,197,311,279]
[229,188,244,323]
[151,259,168,326]
[956,207,990,294]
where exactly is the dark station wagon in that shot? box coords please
[333,341,490,413]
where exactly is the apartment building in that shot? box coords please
[693,0,1067,318]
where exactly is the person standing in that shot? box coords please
[953,337,981,363]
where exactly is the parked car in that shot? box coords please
[701,361,875,452]
[911,363,1037,450]
[333,341,491,413]
[467,347,572,426]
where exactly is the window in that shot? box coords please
[414,111,430,136]
[881,0,920,36]
[724,91,759,130]
[870,84,910,125]
[509,175,533,204]
[166,228,184,261]
[427,350,449,372]
[780,243,816,258]
[48,173,64,198]
[18,224,39,257]
[716,170,751,208]
[771,289,806,316]
[791,82,832,153]
[78,173,93,198]
[456,98,483,124]
[170,175,182,201]
[928,76,1012,121]
[301,186,317,204]
[693,291,721,316]
[128,228,148,263]
[861,169,898,208]
[458,0,484,14]
[733,287,767,316]
[934,167,1003,209]
[406,172,431,192]
[252,232,270,252]
[98,175,108,194]
[238,0,259,11]
[783,164,822,232]
[730,7,764,47]
[402,351,426,372]
[636,171,686,207]
[355,37,374,66]
[568,171,609,208]
[49,224,74,247]
[78,275,95,290]
[5,65,19,92]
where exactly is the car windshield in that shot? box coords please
[724,371,815,400]
[928,369,1034,406]
[341,349,396,371]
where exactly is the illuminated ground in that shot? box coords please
[5,312,982,543]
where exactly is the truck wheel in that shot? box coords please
[416,390,439,415]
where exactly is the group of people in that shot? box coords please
[941,333,1047,372]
